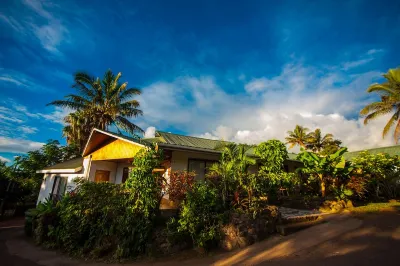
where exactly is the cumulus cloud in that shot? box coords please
[140,58,390,152]
[144,126,156,138]
[0,136,44,153]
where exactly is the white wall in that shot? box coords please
[170,150,220,171]
[88,161,118,183]
[36,173,84,205]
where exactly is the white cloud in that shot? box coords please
[144,126,156,138]
[140,58,390,152]
[0,155,11,163]
[341,49,385,70]
[0,0,70,56]
[0,69,53,92]
[0,136,44,153]
[19,126,38,134]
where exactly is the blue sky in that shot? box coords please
[0,0,399,163]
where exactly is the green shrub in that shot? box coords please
[177,181,224,249]
[27,147,165,260]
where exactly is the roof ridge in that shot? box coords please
[156,130,225,142]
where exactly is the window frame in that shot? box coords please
[187,158,218,180]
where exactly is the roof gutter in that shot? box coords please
[36,166,83,174]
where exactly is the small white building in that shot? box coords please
[36,128,301,206]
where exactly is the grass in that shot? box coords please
[349,201,400,214]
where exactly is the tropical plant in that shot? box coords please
[285,125,309,149]
[255,140,288,174]
[62,111,93,152]
[168,171,195,202]
[177,181,224,249]
[297,147,352,197]
[360,67,400,143]
[124,146,165,218]
[306,128,334,153]
[352,151,400,199]
[48,70,144,150]
[208,143,255,207]
[320,139,342,156]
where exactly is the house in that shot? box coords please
[36,128,302,205]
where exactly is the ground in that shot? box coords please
[0,208,399,266]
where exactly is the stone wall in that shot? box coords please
[220,206,280,251]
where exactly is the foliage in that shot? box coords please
[176,181,224,249]
[168,171,195,202]
[3,140,79,205]
[360,67,400,143]
[285,125,342,155]
[332,184,353,201]
[297,147,352,197]
[285,125,309,149]
[124,147,165,218]
[48,70,144,151]
[352,151,400,199]
[29,147,165,259]
[208,143,255,208]
[255,140,288,174]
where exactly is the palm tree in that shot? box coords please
[62,111,93,152]
[48,70,144,147]
[360,68,400,143]
[306,128,334,153]
[285,125,309,149]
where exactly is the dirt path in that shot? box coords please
[1,211,399,266]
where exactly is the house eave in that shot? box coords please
[36,166,82,174]
[158,143,222,154]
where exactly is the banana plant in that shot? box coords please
[297,147,352,197]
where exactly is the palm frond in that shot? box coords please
[46,100,85,110]
[382,111,399,138]
[115,115,144,134]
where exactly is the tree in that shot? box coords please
[255,140,288,174]
[306,128,334,153]
[360,67,400,143]
[62,111,93,152]
[285,125,309,149]
[297,147,351,197]
[48,70,144,150]
[320,139,342,156]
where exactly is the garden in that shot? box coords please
[24,136,400,261]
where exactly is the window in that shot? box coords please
[122,167,130,183]
[51,176,67,201]
[188,159,217,180]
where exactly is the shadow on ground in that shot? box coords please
[1,210,399,266]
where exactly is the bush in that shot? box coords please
[27,147,165,260]
[176,181,225,249]
[352,152,400,200]
[168,171,195,202]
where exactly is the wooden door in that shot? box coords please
[95,170,110,182]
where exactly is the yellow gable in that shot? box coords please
[88,139,143,161]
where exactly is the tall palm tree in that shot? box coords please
[285,125,309,149]
[306,128,334,153]
[62,111,93,152]
[360,67,400,143]
[48,70,144,147]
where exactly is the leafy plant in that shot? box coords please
[333,184,354,201]
[352,151,400,199]
[297,147,352,197]
[255,140,288,174]
[177,181,224,249]
[360,67,400,143]
[168,171,195,202]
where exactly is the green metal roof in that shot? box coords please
[344,145,400,160]
[141,131,300,161]
[42,157,83,170]
[152,131,222,150]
